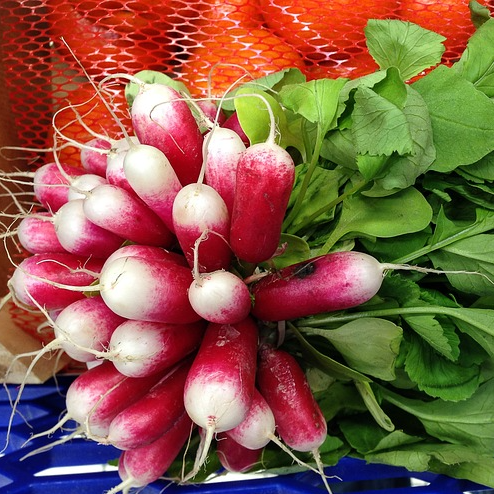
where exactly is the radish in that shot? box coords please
[110,411,194,494]
[197,99,227,127]
[182,316,259,481]
[7,252,103,311]
[80,136,112,177]
[172,183,231,272]
[229,97,295,264]
[130,82,204,185]
[82,183,175,247]
[33,162,85,212]
[123,142,183,233]
[97,255,201,324]
[257,344,331,492]
[107,359,192,450]
[203,126,246,215]
[53,198,124,258]
[64,360,166,439]
[251,251,387,321]
[67,173,107,201]
[53,295,126,362]
[215,433,262,473]
[188,269,251,325]
[17,213,65,254]
[105,319,205,378]
[222,111,250,146]
[105,136,141,194]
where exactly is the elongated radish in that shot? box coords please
[188,269,251,325]
[106,319,205,378]
[111,411,193,494]
[107,360,192,450]
[64,360,166,439]
[182,316,259,481]
[98,255,201,324]
[251,251,386,321]
[229,98,295,264]
[123,143,183,233]
[7,252,103,310]
[105,136,140,194]
[203,126,246,215]
[82,183,175,247]
[216,433,262,473]
[131,82,203,185]
[172,183,231,272]
[257,344,332,493]
[53,295,126,362]
[54,198,124,258]
[80,136,112,177]
[17,213,65,254]
[33,162,85,212]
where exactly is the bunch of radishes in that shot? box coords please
[0,75,396,494]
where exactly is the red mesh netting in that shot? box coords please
[0,0,492,337]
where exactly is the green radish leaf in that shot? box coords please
[267,234,311,270]
[454,18,494,97]
[318,186,433,253]
[302,318,403,381]
[234,88,289,147]
[124,70,190,108]
[413,65,494,172]
[279,77,348,135]
[365,19,446,81]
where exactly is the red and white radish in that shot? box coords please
[53,198,124,258]
[82,183,175,247]
[251,251,387,321]
[80,136,112,177]
[203,126,246,215]
[53,295,126,363]
[102,243,188,268]
[97,255,201,324]
[7,252,103,311]
[17,213,65,254]
[67,173,107,201]
[130,82,204,186]
[229,96,295,264]
[107,359,192,450]
[123,142,183,233]
[216,433,262,473]
[182,316,259,481]
[105,319,205,378]
[172,183,231,272]
[110,411,194,494]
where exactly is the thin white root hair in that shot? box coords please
[181,424,215,483]
[20,427,82,461]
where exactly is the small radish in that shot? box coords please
[203,126,246,215]
[67,173,108,201]
[107,359,192,450]
[105,136,141,194]
[102,243,188,268]
[229,95,295,264]
[182,316,259,481]
[82,183,175,247]
[216,433,262,473]
[172,183,231,272]
[251,251,386,321]
[7,252,103,311]
[33,162,85,212]
[123,142,183,233]
[53,295,126,363]
[97,255,201,324]
[188,268,251,325]
[222,111,250,146]
[110,411,194,494]
[53,198,124,258]
[64,360,166,438]
[105,319,206,378]
[16,213,65,254]
[257,344,331,492]
[130,82,204,185]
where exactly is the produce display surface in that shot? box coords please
[3,1,494,493]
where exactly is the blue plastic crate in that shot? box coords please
[1,377,493,494]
